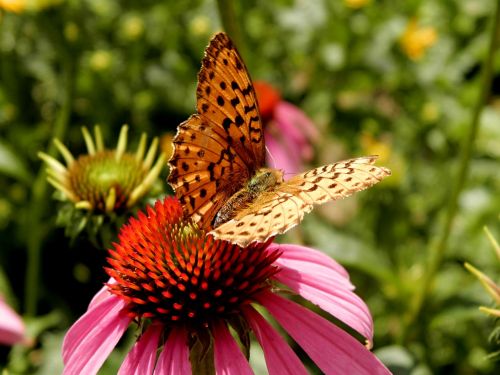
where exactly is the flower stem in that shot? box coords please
[24,39,76,317]
[215,0,246,57]
[401,1,500,341]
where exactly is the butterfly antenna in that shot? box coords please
[266,145,277,169]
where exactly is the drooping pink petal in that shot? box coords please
[269,122,306,171]
[212,319,254,375]
[270,244,373,340]
[119,324,162,375]
[0,297,25,346]
[243,305,308,375]
[154,327,191,375]
[265,132,301,176]
[257,291,391,375]
[275,102,319,143]
[273,106,314,162]
[274,268,373,342]
[62,294,131,375]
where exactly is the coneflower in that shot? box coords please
[62,197,390,374]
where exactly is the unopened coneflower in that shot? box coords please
[465,227,500,318]
[464,226,500,360]
[62,197,390,374]
[39,125,164,213]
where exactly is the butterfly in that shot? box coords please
[168,32,391,247]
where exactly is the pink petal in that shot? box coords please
[154,327,191,375]
[212,319,254,375]
[275,102,319,142]
[273,108,314,161]
[0,297,25,346]
[257,291,390,375]
[272,124,309,169]
[265,132,301,176]
[119,324,162,375]
[62,294,131,375]
[270,244,352,285]
[269,110,305,144]
[243,305,308,375]
[270,244,373,340]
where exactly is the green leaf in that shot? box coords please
[0,266,18,309]
[190,330,215,375]
[374,345,415,374]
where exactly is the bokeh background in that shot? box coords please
[1,0,499,373]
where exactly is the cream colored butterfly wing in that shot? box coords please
[210,156,391,246]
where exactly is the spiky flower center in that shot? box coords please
[106,198,281,327]
[68,151,146,212]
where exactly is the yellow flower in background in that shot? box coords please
[0,0,26,13]
[344,0,371,9]
[400,18,437,60]
[360,131,404,187]
[0,0,63,13]
[361,132,391,163]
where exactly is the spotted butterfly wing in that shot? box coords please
[169,32,391,245]
[210,156,391,247]
[168,32,265,229]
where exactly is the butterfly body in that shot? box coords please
[213,168,284,228]
[168,32,391,247]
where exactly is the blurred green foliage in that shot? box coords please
[0,0,499,373]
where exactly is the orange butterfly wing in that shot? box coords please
[168,32,265,229]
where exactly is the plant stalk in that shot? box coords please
[215,0,246,57]
[24,45,75,317]
[401,0,500,341]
